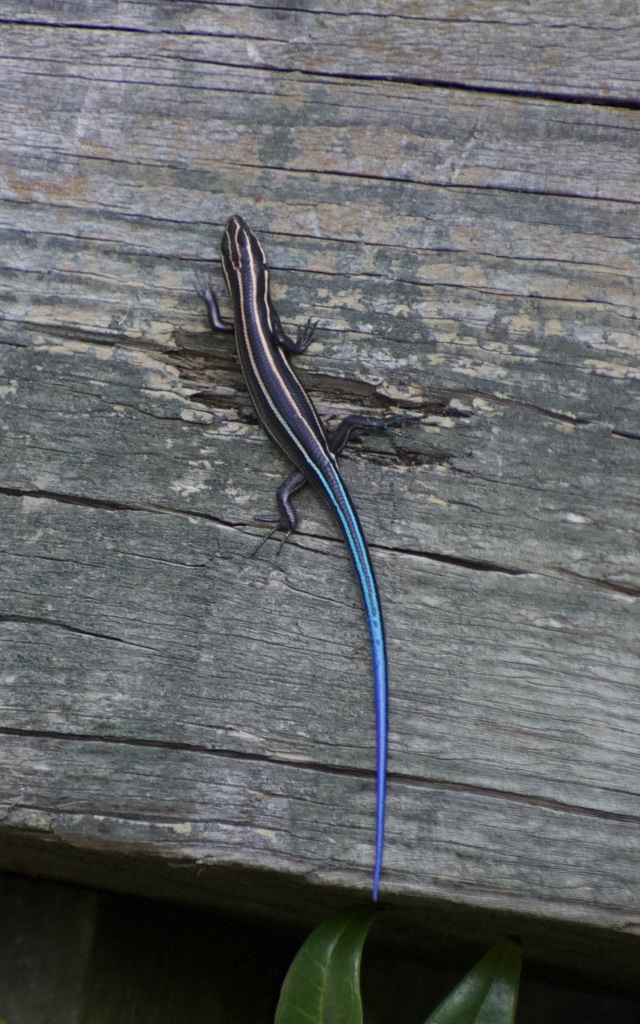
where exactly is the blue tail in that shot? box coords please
[371,648,387,901]
[320,472,388,901]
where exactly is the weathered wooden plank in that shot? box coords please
[3,471,638,806]
[3,1,640,103]
[2,301,638,976]
[2,24,638,429]
[2,26,640,204]
[1,0,639,990]
[2,729,640,937]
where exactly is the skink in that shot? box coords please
[201,214,391,899]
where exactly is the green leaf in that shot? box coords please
[274,907,377,1024]
[424,939,522,1024]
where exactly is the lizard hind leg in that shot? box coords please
[251,468,306,556]
[329,412,397,457]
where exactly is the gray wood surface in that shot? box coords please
[1,0,639,987]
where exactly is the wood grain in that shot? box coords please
[4,1,640,101]
[1,0,639,987]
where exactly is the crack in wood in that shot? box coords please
[0,614,161,652]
